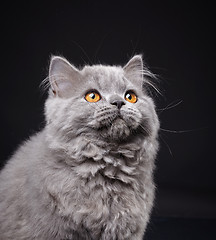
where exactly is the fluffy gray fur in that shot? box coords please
[0,55,159,239]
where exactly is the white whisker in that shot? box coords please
[158,99,183,113]
[139,123,151,135]
[159,135,174,158]
[160,127,207,134]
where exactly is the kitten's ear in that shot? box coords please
[123,55,143,88]
[49,56,81,98]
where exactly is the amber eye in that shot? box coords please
[85,91,101,103]
[125,91,137,103]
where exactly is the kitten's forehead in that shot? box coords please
[82,65,129,93]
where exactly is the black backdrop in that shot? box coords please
[1,1,215,220]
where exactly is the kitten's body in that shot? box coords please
[0,56,159,239]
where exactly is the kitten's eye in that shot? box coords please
[85,91,101,103]
[125,91,137,103]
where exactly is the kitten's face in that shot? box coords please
[45,56,159,143]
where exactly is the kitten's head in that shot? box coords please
[45,55,159,143]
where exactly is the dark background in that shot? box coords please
[1,1,215,239]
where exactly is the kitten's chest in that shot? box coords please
[51,146,146,235]
[70,149,143,212]
[70,164,143,230]
[72,147,141,187]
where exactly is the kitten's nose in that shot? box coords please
[111,100,125,109]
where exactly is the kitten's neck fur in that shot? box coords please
[45,123,148,163]
[44,125,156,189]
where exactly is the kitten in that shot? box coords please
[0,55,159,240]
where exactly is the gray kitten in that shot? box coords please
[0,55,159,240]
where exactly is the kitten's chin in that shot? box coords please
[100,118,131,141]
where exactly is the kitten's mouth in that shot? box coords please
[99,116,131,141]
[90,108,143,141]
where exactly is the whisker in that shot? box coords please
[71,40,93,65]
[144,79,162,95]
[159,134,174,158]
[139,68,162,96]
[158,99,183,113]
[160,127,207,134]
[139,123,151,135]
[93,32,110,62]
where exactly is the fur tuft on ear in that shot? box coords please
[124,55,143,74]
[123,55,144,88]
[49,56,80,98]
[123,55,159,94]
